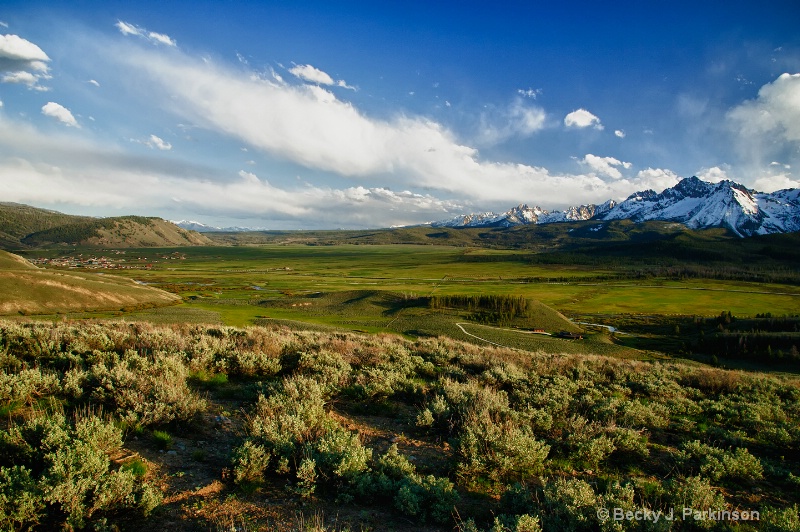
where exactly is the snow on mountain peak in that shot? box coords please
[430,177,799,236]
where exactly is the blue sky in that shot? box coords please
[1,1,799,229]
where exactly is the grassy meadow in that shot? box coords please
[2,234,800,530]
[10,243,799,365]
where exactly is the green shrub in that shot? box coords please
[761,504,800,532]
[87,351,207,426]
[314,428,372,482]
[0,368,60,405]
[541,478,598,532]
[151,430,172,451]
[233,441,271,484]
[0,411,161,529]
[394,474,458,524]
[121,459,148,478]
[456,419,549,485]
[669,476,726,529]
[0,465,42,531]
[295,456,317,498]
[677,440,763,482]
[246,375,334,460]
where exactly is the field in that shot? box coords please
[12,243,800,366]
[2,234,800,530]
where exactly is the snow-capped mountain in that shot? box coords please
[601,177,800,236]
[431,201,617,228]
[429,177,800,236]
[172,220,254,232]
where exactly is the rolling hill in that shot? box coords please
[0,203,211,249]
[0,249,180,315]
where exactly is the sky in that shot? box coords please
[1,1,799,229]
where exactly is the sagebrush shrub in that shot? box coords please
[0,411,161,530]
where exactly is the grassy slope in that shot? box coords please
[23,217,212,248]
[0,202,93,249]
[0,250,180,315]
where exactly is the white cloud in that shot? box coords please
[0,34,50,90]
[115,21,141,37]
[88,79,100,87]
[147,134,172,150]
[127,48,680,206]
[0,109,689,227]
[115,20,176,46]
[564,108,603,130]
[0,120,463,227]
[629,167,680,191]
[696,166,728,183]
[41,102,78,127]
[1,70,37,85]
[0,34,49,62]
[148,32,176,47]
[582,154,631,179]
[727,73,800,169]
[614,129,625,138]
[517,88,542,99]
[478,99,546,144]
[289,63,354,90]
[753,172,800,192]
[728,73,800,141]
[4,41,695,227]
[289,64,334,85]
[0,22,8,29]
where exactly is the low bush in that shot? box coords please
[0,411,161,530]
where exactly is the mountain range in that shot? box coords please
[170,220,256,233]
[429,177,800,237]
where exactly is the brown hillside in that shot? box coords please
[0,250,179,315]
[84,218,212,247]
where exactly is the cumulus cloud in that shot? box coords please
[0,33,48,62]
[630,167,680,191]
[41,102,78,127]
[614,129,625,138]
[753,172,800,192]
[2,70,37,85]
[564,108,603,130]
[115,20,176,46]
[696,166,729,183]
[0,33,50,89]
[727,73,800,168]
[147,134,172,150]
[582,154,631,179]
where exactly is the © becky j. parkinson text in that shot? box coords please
[597,507,760,523]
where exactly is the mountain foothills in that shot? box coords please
[0,203,211,250]
[0,249,179,314]
[431,177,800,237]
